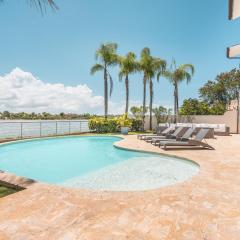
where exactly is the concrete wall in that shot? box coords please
[144,117,157,131]
[192,111,238,133]
[144,110,240,133]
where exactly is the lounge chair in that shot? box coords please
[160,128,214,150]
[149,127,189,145]
[156,127,195,146]
[137,126,167,140]
[140,126,174,140]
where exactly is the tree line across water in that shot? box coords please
[0,112,92,120]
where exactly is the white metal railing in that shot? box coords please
[0,120,90,140]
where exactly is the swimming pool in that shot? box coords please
[0,136,199,191]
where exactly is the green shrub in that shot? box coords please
[116,114,132,127]
[89,114,134,133]
[131,119,142,131]
[180,98,226,115]
[89,117,118,133]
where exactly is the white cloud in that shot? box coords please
[0,68,104,114]
[0,68,173,115]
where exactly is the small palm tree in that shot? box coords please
[164,60,194,122]
[90,43,118,118]
[118,52,139,114]
[153,106,172,124]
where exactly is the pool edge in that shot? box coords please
[0,134,200,192]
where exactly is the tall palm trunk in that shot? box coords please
[173,82,177,123]
[237,91,240,134]
[125,75,129,114]
[175,83,179,123]
[149,79,153,130]
[104,67,108,118]
[142,73,147,130]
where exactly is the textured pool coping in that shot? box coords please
[0,134,240,239]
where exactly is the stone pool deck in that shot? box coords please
[0,134,240,239]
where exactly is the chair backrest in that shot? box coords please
[181,128,194,139]
[194,128,210,142]
[162,126,174,135]
[172,127,184,137]
[194,127,214,139]
[156,126,167,134]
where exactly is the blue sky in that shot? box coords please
[0,0,239,114]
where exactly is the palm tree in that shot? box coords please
[139,48,166,130]
[148,57,166,130]
[139,48,152,129]
[164,60,194,122]
[90,43,118,118]
[118,52,139,114]
[0,0,58,12]
[153,106,172,124]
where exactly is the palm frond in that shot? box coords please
[154,58,167,81]
[140,47,151,70]
[170,58,176,72]
[30,0,58,11]
[90,64,104,75]
[184,72,192,84]
[157,71,165,81]
[95,42,118,64]
[165,60,194,85]
[119,71,124,82]
[180,64,195,75]
[141,47,151,58]
[163,70,174,83]
[178,64,195,83]
[0,0,58,13]
[118,51,139,79]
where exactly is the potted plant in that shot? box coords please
[117,114,132,135]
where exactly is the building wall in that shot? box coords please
[192,111,238,133]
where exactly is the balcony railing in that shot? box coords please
[0,120,90,140]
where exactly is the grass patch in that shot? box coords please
[0,185,18,198]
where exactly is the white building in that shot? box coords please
[227,0,240,58]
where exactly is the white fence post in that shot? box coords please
[40,122,42,137]
[20,122,23,139]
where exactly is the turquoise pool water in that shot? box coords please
[0,136,199,190]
